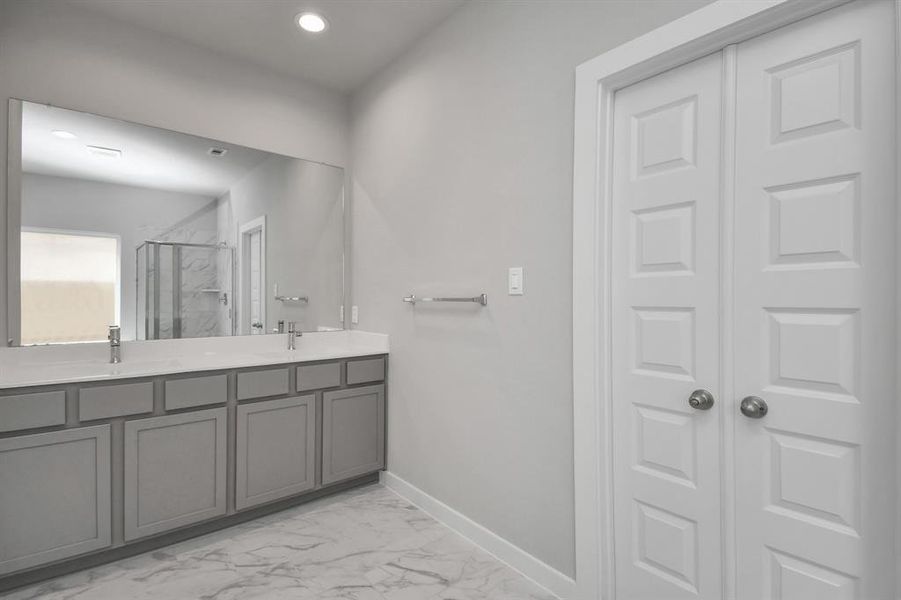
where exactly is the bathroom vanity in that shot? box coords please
[0,331,387,591]
[0,91,377,593]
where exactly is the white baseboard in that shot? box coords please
[379,471,577,600]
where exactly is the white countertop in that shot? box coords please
[0,330,388,389]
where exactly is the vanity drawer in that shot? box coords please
[79,382,154,421]
[237,368,289,400]
[0,390,66,433]
[296,363,341,392]
[165,374,228,411]
[346,358,385,385]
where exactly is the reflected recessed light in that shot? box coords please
[51,130,77,140]
[87,145,122,158]
[297,12,328,33]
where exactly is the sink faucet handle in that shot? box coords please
[286,321,301,350]
[108,325,122,364]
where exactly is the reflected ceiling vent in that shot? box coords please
[208,147,228,157]
[87,145,122,158]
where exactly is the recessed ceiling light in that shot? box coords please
[51,130,77,140]
[296,12,328,33]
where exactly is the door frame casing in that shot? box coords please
[237,215,266,335]
[571,1,898,599]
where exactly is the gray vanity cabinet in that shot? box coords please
[235,395,316,510]
[0,354,387,588]
[123,407,227,541]
[0,425,111,575]
[322,385,385,485]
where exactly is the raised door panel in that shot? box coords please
[322,385,385,485]
[733,3,895,598]
[235,395,316,510]
[123,408,227,541]
[610,51,723,600]
[0,425,111,575]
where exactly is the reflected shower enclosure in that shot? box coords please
[136,240,235,340]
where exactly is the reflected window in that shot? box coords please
[20,229,120,345]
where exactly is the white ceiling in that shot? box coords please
[23,102,274,197]
[68,0,467,93]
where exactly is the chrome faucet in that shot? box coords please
[287,321,302,350]
[108,325,121,364]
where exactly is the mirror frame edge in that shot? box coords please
[6,98,22,347]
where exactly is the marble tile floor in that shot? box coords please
[2,484,557,600]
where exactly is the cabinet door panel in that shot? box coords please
[0,425,111,575]
[124,408,226,541]
[322,385,385,485]
[236,395,316,510]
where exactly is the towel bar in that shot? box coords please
[402,293,487,306]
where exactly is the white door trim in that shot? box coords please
[570,2,892,599]
[237,215,266,336]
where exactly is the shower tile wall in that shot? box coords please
[142,205,229,339]
[179,246,223,338]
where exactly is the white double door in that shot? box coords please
[610,2,896,599]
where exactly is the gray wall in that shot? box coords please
[350,0,710,576]
[220,155,345,333]
[0,0,350,344]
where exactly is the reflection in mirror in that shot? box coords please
[12,100,344,345]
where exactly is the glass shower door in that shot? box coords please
[137,241,233,340]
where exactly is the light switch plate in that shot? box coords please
[508,267,523,295]
[351,305,359,324]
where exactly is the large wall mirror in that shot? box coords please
[6,99,345,346]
